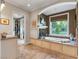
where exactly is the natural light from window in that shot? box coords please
[49,13,69,36]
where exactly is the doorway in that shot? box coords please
[13,17,24,39]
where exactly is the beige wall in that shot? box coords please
[30,10,40,38]
[0,3,30,43]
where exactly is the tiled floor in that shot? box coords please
[18,44,77,59]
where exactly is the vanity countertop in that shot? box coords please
[1,36,18,40]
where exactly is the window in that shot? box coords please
[49,13,69,36]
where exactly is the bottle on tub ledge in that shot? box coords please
[69,33,75,45]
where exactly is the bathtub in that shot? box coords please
[45,37,70,43]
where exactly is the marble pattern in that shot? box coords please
[17,44,77,59]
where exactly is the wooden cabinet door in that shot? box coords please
[42,41,51,49]
[63,45,77,57]
[50,43,63,53]
[35,39,42,47]
[31,39,36,45]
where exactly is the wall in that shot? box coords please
[69,9,76,37]
[38,14,49,38]
[0,3,30,43]
[30,10,40,38]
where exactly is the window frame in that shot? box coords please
[49,12,69,37]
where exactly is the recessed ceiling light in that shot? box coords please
[0,0,6,11]
[27,3,31,7]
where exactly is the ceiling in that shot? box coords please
[40,2,77,15]
[5,0,76,12]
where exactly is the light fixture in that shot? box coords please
[27,3,31,7]
[0,0,5,11]
[27,0,31,7]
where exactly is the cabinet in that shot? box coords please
[62,45,77,57]
[31,38,77,58]
[1,38,17,59]
[31,38,36,45]
[50,43,63,53]
[41,41,50,49]
[35,39,42,47]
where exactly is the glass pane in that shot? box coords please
[50,13,68,36]
[50,20,67,35]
